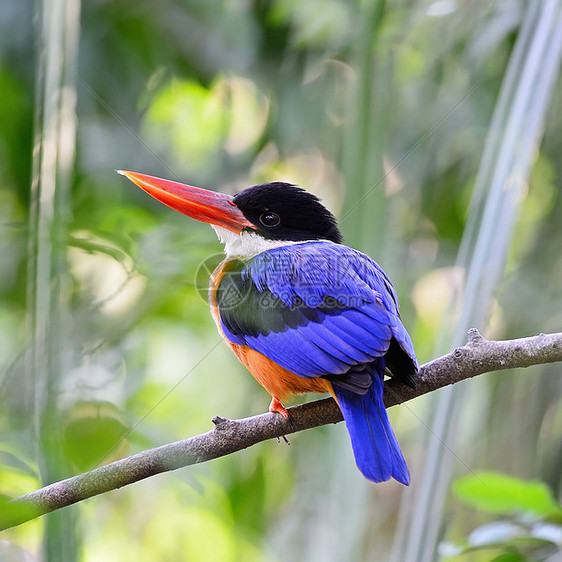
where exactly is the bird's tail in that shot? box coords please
[333,365,410,485]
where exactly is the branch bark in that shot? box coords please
[2,329,561,530]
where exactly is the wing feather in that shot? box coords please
[216,242,417,384]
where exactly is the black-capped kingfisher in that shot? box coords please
[119,171,418,484]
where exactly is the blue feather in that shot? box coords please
[299,324,367,364]
[218,242,416,379]
[215,241,417,483]
[321,317,381,355]
[309,322,373,363]
[333,363,410,485]
[250,330,350,376]
[252,332,323,377]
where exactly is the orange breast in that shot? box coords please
[209,259,333,402]
[226,342,332,401]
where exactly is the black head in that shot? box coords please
[233,182,342,244]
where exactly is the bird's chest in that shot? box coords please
[208,258,229,330]
[207,257,331,399]
[208,258,243,327]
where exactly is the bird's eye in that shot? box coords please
[259,212,280,228]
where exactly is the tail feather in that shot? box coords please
[333,366,410,485]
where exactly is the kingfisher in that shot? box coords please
[119,171,418,484]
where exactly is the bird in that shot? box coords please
[118,170,418,484]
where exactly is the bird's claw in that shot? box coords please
[276,435,291,445]
[269,397,291,421]
[270,397,292,444]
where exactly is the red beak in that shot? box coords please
[118,171,254,234]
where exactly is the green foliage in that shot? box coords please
[1,0,561,560]
[453,472,562,519]
[442,472,562,561]
[62,401,131,471]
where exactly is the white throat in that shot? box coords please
[212,225,309,259]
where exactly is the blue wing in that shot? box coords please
[216,241,418,388]
[333,363,411,484]
[215,241,417,484]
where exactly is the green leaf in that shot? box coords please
[0,465,39,498]
[453,472,562,517]
[489,552,526,562]
[62,401,131,471]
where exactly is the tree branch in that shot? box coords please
[2,329,561,530]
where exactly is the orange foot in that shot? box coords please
[269,398,291,445]
[269,397,290,420]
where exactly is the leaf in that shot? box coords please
[453,472,562,517]
[0,465,39,498]
[62,402,131,471]
[467,521,523,546]
[531,522,562,545]
[489,552,526,562]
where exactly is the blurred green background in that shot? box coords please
[1,0,561,560]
